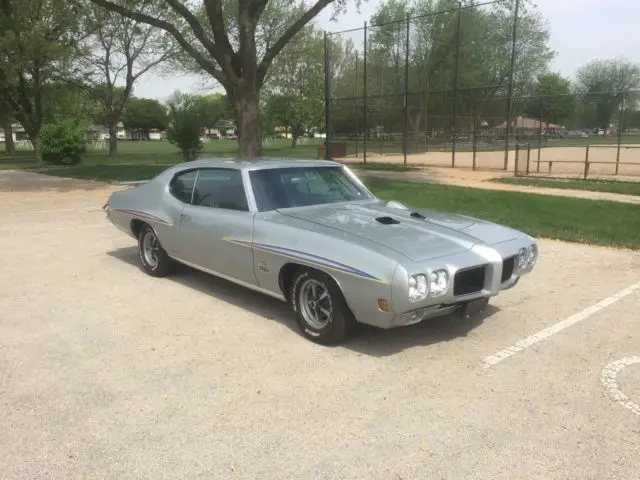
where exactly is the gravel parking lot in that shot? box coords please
[1,175,639,479]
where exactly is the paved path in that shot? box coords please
[0,169,108,192]
[357,170,640,205]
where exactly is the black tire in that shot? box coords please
[290,268,358,345]
[137,224,173,277]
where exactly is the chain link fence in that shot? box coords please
[324,0,640,179]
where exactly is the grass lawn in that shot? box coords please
[0,139,421,182]
[491,177,640,196]
[3,141,637,249]
[365,178,640,250]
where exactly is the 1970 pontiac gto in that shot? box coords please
[104,158,538,344]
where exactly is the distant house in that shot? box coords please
[0,123,29,143]
[274,126,291,139]
[494,116,562,134]
[211,119,236,139]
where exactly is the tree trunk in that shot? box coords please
[234,86,261,158]
[108,121,118,156]
[18,122,41,162]
[3,121,15,156]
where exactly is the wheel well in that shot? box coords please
[130,219,146,238]
[278,263,301,301]
[278,263,349,303]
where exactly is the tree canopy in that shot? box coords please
[86,0,364,157]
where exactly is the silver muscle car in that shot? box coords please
[104,158,538,344]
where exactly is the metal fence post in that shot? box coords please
[616,91,624,175]
[472,93,478,171]
[323,31,331,160]
[363,22,368,165]
[451,4,462,168]
[584,145,590,180]
[526,143,531,175]
[504,0,520,170]
[354,50,359,158]
[537,96,543,173]
[403,13,410,165]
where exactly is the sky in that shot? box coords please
[136,0,640,102]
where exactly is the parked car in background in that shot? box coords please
[104,158,538,344]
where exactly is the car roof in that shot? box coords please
[171,157,343,172]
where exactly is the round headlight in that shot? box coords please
[527,244,537,266]
[429,269,449,297]
[518,247,527,269]
[408,274,428,302]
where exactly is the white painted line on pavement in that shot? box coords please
[483,282,640,368]
[601,357,640,417]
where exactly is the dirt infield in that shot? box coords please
[341,144,640,177]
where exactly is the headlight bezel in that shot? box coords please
[408,273,429,303]
[428,269,450,298]
[526,243,537,267]
[518,243,538,271]
[408,268,450,303]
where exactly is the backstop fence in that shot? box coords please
[324,0,640,178]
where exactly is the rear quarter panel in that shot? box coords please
[106,176,183,253]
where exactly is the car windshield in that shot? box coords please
[249,166,373,211]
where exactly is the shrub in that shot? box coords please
[166,92,205,162]
[39,120,87,165]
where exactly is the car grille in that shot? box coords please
[453,265,487,296]
[501,256,516,283]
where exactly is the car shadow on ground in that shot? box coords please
[107,246,497,357]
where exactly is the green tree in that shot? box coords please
[42,82,101,126]
[0,102,15,156]
[87,0,365,158]
[77,1,176,156]
[263,25,324,147]
[39,119,88,165]
[574,57,640,132]
[166,91,205,161]
[527,73,575,126]
[0,0,82,156]
[122,97,168,137]
[195,93,233,133]
[350,0,554,140]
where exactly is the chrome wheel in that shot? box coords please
[299,278,332,329]
[141,230,160,269]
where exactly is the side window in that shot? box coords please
[169,170,198,204]
[192,169,249,211]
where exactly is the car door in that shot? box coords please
[157,169,198,256]
[176,168,257,287]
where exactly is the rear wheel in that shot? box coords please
[137,224,173,277]
[290,268,358,345]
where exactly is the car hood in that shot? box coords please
[277,201,520,262]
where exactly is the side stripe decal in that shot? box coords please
[225,238,386,284]
[114,209,170,225]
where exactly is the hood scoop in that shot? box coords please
[410,211,426,220]
[375,216,400,225]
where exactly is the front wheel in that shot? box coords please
[290,269,358,345]
[137,224,173,277]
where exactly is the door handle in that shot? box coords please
[179,213,191,224]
